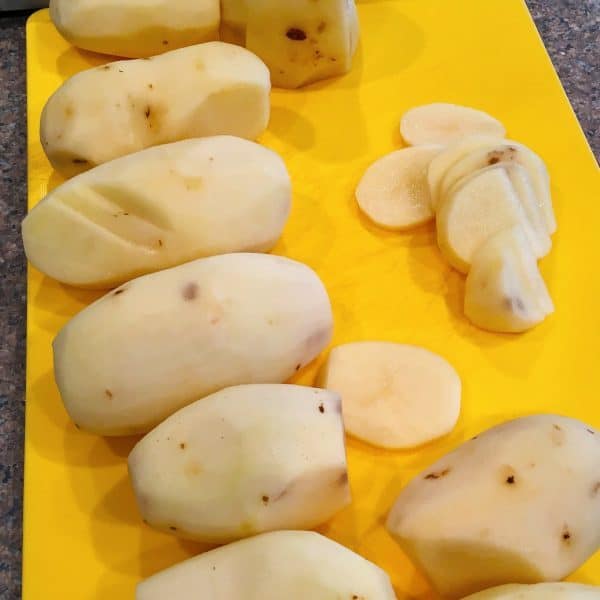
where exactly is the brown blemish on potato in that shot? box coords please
[591,482,600,497]
[286,27,307,41]
[506,475,516,484]
[330,57,337,62]
[158,239,163,247]
[148,83,154,90]
[561,524,572,545]
[295,363,301,371]
[105,389,113,399]
[113,287,126,296]
[100,65,111,71]
[318,403,325,413]
[74,423,81,430]
[317,21,327,33]
[338,471,349,486]
[169,525,177,531]
[587,428,596,435]
[487,147,517,166]
[144,106,151,119]
[352,595,364,600]
[488,157,501,165]
[118,68,124,73]
[425,468,451,480]
[142,519,148,524]
[72,158,88,165]
[162,40,169,45]
[182,282,199,301]
[261,495,270,505]
[179,442,186,450]
[551,424,566,446]
[501,465,517,485]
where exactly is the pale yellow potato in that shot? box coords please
[129,385,350,542]
[400,103,506,146]
[318,342,461,449]
[136,531,397,600]
[54,254,333,435]
[387,414,600,598]
[461,583,600,600]
[220,0,247,45]
[50,0,219,58]
[356,146,441,230]
[23,137,291,289]
[40,42,270,177]
[245,0,359,88]
[465,226,553,333]
[436,167,537,273]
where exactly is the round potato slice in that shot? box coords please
[317,342,461,449]
[356,146,441,230]
[400,103,506,146]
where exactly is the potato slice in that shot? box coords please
[436,167,538,273]
[355,146,441,230]
[400,103,506,147]
[439,141,556,234]
[317,342,461,449]
[136,530,397,600]
[386,414,600,598]
[461,583,600,600]
[464,226,553,333]
[129,385,350,542]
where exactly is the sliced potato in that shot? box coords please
[356,146,441,230]
[427,135,506,210]
[386,414,600,598]
[136,530,397,600]
[400,103,506,147]
[461,583,600,600]
[436,167,537,273]
[464,226,553,333]
[317,342,461,449]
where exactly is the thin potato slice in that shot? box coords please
[317,342,461,450]
[356,146,441,230]
[400,103,506,146]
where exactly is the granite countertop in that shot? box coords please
[0,2,598,597]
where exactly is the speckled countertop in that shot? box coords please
[0,2,599,597]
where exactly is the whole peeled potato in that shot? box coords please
[53,254,333,436]
[40,42,270,177]
[129,384,350,542]
[50,0,219,58]
[386,415,600,598]
[23,137,291,288]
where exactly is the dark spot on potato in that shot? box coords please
[182,282,199,301]
[74,423,81,430]
[145,106,151,119]
[488,156,501,165]
[100,65,111,70]
[553,424,563,431]
[113,288,125,296]
[212,565,216,571]
[338,471,349,486]
[551,424,566,446]
[118,68,124,73]
[330,57,337,62]
[142,519,148,524]
[317,21,327,33]
[295,363,301,371]
[318,403,325,413]
[262,495,270,505]
[506,475,516,484]
[425,468,451,480]
[209,156,214,162]
[587,428,596,435]
[472,435,479,440]
[105,389,113,399]
[148,83,154,89]
[561,525,572,544]
[503,296,526,312]
[286,27,307,41]
[162,40,169,45]
[279,69,285,75]
[591,482,600,497]
[72,158,88,165]
[158,239,163,247]
[169,526,177,531]
[180,442,186,450]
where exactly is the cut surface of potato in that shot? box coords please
[129,385,350,542]
[54,253,333,435]
[50,0,220,58]
[439,141,556,235]
[387,414,600,598]
[40,42,271,177]
[356,146,441,230]
[245,0,359,88]
[465,225,553,333]
[400,103,506,146]
[23,137,291,288]
[461,583,600,600]
[427,135,506,210]
[436,167,537,273]
[136,530,397,600]
[317,342,461,449]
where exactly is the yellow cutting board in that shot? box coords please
[24,2,600,598]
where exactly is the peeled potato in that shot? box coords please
[461,583,600,600]
[465,226,553,333]
[317,342,461,449]
[427,135,506,210]
[400,103,506,146]
[436,167,538,273]
[356,146,441,230]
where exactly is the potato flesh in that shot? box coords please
[464,226,553,333]
[436,167,537,273]
[318,342,461,449]
[461,583,600,600]
[53,253,333,435]
[245,0,359,88]
[400,103,506,146]
[386,414,600,598]
[136,530,397,600]
[355,146,441,230]
[129,384,350,542]
[50,0,219,58]
[40,42,271,177]
[23,137,291,288]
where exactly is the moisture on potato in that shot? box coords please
[22,137,291,289]
[40,42,271,177]
[317,342,461,449]
[50,0,219,58]
[129,384,350,542]
[245,0,359,88]
[461,583,600,600]
[53,253,333,436]
[386,414,600,599]
[136,530,397,600]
